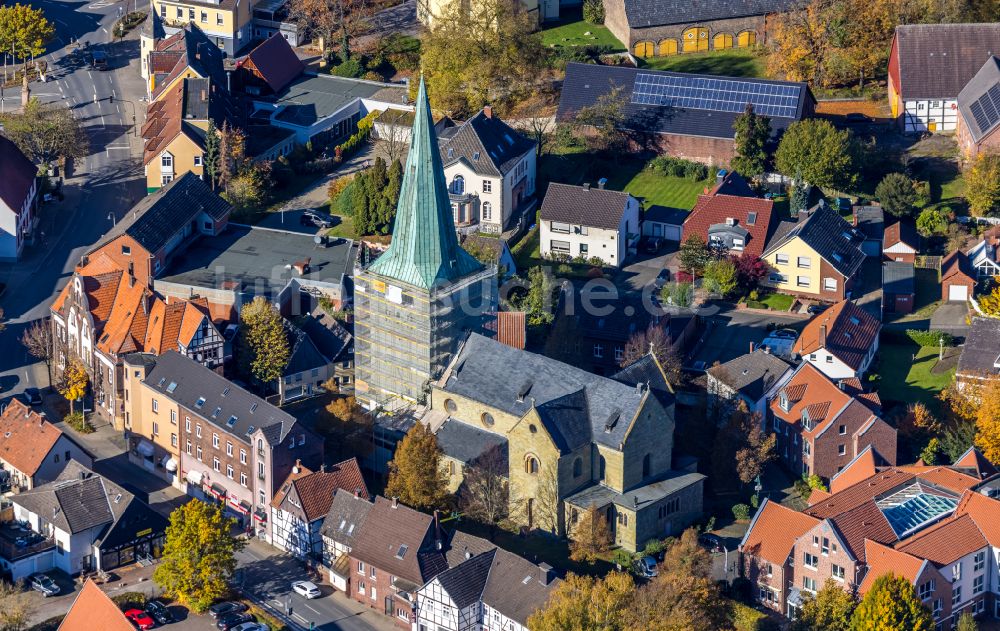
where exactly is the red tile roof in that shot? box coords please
[956,490,1000,547]
[954,447,998,480]
[58,580,134,631]
[859,540,925,594]
[829,446,880,494]
[0,399,65,477]
[829,499,898,561]
[883,220,918,251]
[683,191,775,257]
[896,513,988,566]
[741,499,819,564]
[241,33,304,93]
[941,249,976,284]
[771,363,863,438]
[793,300,880,371]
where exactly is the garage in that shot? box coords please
[642,207,686,242]
[948,285,969,301]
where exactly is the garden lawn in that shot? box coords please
[877,343,956,410]
[316,200,356,239]
[539,12,625,51]
[608,168,710,212]
[512,226,542,270]
[640,48,766,78]
[761,293,794,311]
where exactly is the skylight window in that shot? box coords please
[227,415,238,428]
[472,151,480,160]
[222,387,230,397]
[522,575,532,584]
[347,524,355,535]
[166,382,177,393]
[211,407,222,419]
[849,316,861,325]
[250,403,258,414]
[339,519,347,530]
[747,212,757,225]
[396,544,409,560]
[158,378,167,387]
[195,397,206,409]
[245,425,255,436]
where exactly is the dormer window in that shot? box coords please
[801,409,812,431]
[779,391,790,412]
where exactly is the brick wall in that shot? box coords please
[646,133,736,167]
[853,418,897,466]
[347,557,413,629]
[744,553,788,614]
[794,524,859,596]
[627,15,766,51]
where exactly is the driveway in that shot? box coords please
[930,302,971,339]
[853,258,884,321]
[686,306,809,370]
[613,243,678,292]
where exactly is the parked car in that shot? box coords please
[124,609,155,630]
[698,533,725,553]
[653,268,671,289]
[30,574,60,597]
[807,303,830,315]
[145,599,175,624]
[230,623,269,631]
[292,580,321,599]
[217,612,254,630]
[209,602,248,619]
[299,210,332,229]
[844,113,870,124]
[637,556,658,578]
[22,387,42,406]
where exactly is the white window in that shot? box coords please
[213,457,220,472]
[185,417,191,431]
[357,561,365,575]
[186,440,192,455]
[838,444,846,456]
[918,579,935,600]
[974,550,985,572]
[170,409,177,424]
[803,552,818,568]
[953,584,962,605]
[550,221,570,234]
[803,441,811,456]
[226,442,233,457]
[194,155,203,166]
[212,433,219,448]
[770,273,788,283]
[550,240,570,255]
[803,576,817,593]
[171,433,177,447]
[614,346,624,362]
[161,154,173,169]
[952,562,961,581]
[227,465,233,479]
[482,202,491,221]
[776,253,789,265]
[482,179,492,193]
[240,449,247,464]
[593,344,603,358]
[196,424,202,438]
[831,564,844,581]
[152,421,159,436]
[240,472,247,487]
[200,10,207,21]
[216,12,223,25]
[797,256,811,268]
[824,278,837,291]
[797,276,810,288]
[197,445,203,461]
[451,175,465,195]
[973,574,984,595]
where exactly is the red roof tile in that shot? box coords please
[58,580,134,631]
[956,490,1000,547]
[0,399,65,477]
[859,540,925,594]
[683,192,775,257]
[741,499,819,564]
[242,33,304,93]
[793,300,880,371]
[896,513,988,566]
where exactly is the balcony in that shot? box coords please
[0,522,55,561]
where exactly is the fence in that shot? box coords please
[915,255,942,272]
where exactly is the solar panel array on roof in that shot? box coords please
[970,83,1000,133]
[631,73,801,118]
[876,484,958,538]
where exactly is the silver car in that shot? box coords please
[30,574,60,597]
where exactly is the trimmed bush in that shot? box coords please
[111,591,148,610]
[332,57,364,78]
[647,155,709,181]
[732,503,751,521]
[730,601,774,631]
[583,0,605,23]
[905,329,954,348]
[64,411,94,434]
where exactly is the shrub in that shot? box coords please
[332,57,364,78]
[111,592,147,609]
[730,601,772,631]
[582,0,604,23]
[905,329,954,347]
[64,411,94,434]
[361,70,384,82]
[647,155,708,180]
[611,549,635,570]
[327,174,354,202]
[335,180,356,216]
[661,281,693,307]
[732,503,751,521]
[246,603,289,631]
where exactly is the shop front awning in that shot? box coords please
[186,469,204,486]
[331,553,351,579]
[253,507,268,523]
[136,440,155,458]
[208,484,226,500]
[229,497,250,515]
[163,456,178,472]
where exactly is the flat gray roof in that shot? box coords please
[157,224,355,299]
[272,74,408,127]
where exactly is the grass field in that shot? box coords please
[761,293,794,311]
[608,168,711,212]
[878,343,956,410]
[539,12,624,51]
[640,48,767,78]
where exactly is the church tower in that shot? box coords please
[354,78,498,410]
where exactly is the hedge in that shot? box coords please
[111,591,148,610]
[905,329,955,347]
[730,601,778,631]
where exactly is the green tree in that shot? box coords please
[965,153,1000,218]
[237,297,290,390]
[153,501,245,613]
[875,173,919,218]
[702,258,738,297]
[0,98,87,167]
[420,0,546,116]
[0,4,55,71]
[919,437,941,465]
[569,505,613,563]
[956,612,978,631]
[57,359,88,414]
[385,422,450,511]
[775,119,856,191]
[225,161,272,216]
[850,573,933,631]
[793,579,856,631]
[678,235,712,277]
[528,572,634,631]
[573,85,629,154]
[523,266,554,326]
[582,0,604,23]
[352,157,403,235]
[203,121,220,188]
[916,207,947,237]
[731,103,772,179]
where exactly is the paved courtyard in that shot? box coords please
[686,306,809,370]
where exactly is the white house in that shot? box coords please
[539,183,640,267]
[0,136,38,262]
[0,399,93,492]
[706,349,793,420]
[269,458,368,560]
[414,548,559,631]
[319,488,374,591]
[438,107,536,234]
[792,299,881,381]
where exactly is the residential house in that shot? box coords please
[957,56,1000,160]
[0,399,92,492]
[642,206,686,242]
[145,25,227,102]
[417,0,544,27]
[888,24,1000,134]
[234,32,304,97]
[682,170,776,257]
[968,231,1000,279]
[279,320,330,404]
[768,362,894,480]
[761,202,866,302]
[427,333,705,552]
[742,458,999,628]
[882,261,916,315]
[414,547,559,631]
[270,458,368,559]
[942,249,978,302]
[438,107,537,233]
[296,310,354,393]
[883,220,919,263]
[853,204,885,257]
[956,318,1000,390]
[123,353,182,488]
[706,349,793,419]
[539,183,640,267]
[137,351,323,540]
[151,0,254,55]
[58,579,135,631]
[558,63,814,164]
[792,299,881,380]
[0,135,38,262]
[602,0,796,58]
[4,461,168,580]
[51,243,225,428]
[321,488,374,591]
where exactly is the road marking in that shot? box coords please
[101,27,108,34]
[106,145,130,150]
[303,604,320,615]
[291,613,308,624]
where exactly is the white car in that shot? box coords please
[292,580,321,599]
[230,623,268,631]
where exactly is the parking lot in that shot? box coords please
[686,306,809,369]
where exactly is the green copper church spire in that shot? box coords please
[367,77,482,290]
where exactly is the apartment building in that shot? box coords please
[151,0,253,55]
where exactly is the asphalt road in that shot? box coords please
[0,0,147,398]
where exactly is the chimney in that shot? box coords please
[465,548,472,560]
[483,105,492,119]
[320,463,327,473]
[538,562,554,586]
[391,496,398,508]
[582,183,590,191]
[838,380,846,390]
[80,254,90,268]
[717,169,727,184]
[749,341,755,353]
[635,382,643,395]
[598,178,608,190]
[819,325,827,348]
[292,459,301,474]
[764,346,771,354]
[354,487,361,499]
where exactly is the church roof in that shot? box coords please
[365,78,482,290]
